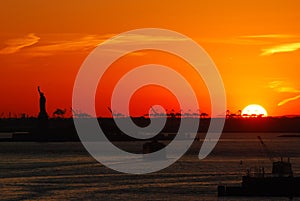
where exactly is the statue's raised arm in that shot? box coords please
[38,86,41,95]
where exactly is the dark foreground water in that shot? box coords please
[1,133,300,201]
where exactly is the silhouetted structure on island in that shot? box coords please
[71,108,91,118]
[36,86,49,139]
[37,86,48,119]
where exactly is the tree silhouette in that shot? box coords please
[53,108,66,118]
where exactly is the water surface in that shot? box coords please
[1,133,300,200]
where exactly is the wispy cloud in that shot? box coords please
[268,81,300,106]
[278,95,300,106]
[240,34,298,39]
[261,42,300,56]
[268,80,282,89]
[33,35,106,53]
[200,37,272,46]
[200,34,299,46]
[0,33,40,54]
[239,34,300,56]
[268,81,300,93]
[200,34,300,57]
[12,33,191,57]
[37,33,187,50]
[3,33,300,58]
[110,34,189,44]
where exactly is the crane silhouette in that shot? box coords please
[107,107,125,118]
[71,108,91,118]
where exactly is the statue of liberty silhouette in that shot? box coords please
[38,86,48,119]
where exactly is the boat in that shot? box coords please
[218,158,300,197]
[218,136,300,197]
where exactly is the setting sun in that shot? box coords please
[241,104,268,117]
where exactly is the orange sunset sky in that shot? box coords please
[0,0,300,117]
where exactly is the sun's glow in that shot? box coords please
[241,104,268,117]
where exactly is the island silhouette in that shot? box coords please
[0,87,299,142]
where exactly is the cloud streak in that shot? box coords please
[12,33,191,56]
[268,81,300,106]
[10,34,113,56]
[0,33,40,54]
[268,81,300,93]
[239,34,300,56]
[200,34,300,46]
[109,34,189,44]
[261,42,300,56]
[33,35,106,53]
[278,95,300,106]
[200,34,300,57]
[199,37,272,46]
[240,34,298,39]
[3,33,300,58]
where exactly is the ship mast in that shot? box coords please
[258,136,293,177]
[257,136,275,162]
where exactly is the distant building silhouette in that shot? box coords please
[71,108,91,118]
[38,86,48,119]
